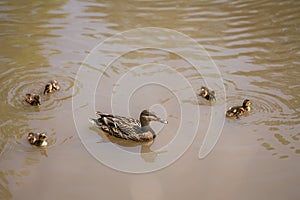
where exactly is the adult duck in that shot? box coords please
[89,110,168,142]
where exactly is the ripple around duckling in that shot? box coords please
[15,127,57,149]
[226,88,299,127]
[227,87,300,157]
[1,66,76,116]
[13,125,75,151]
[40,74,77,112]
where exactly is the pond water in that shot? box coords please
[0,0,299,199]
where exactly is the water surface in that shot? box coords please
[0,0,300,199]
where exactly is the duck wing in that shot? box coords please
[96,112,141,127]
[114,116,156,141]
[111,115,144,135]
[96,112,144,140]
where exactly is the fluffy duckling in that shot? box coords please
[226,99,251,119]
[25,93,41,106]
[44,80,60,94]
[89,110,168,142]
[27,132,48,147]
[199,86,216,102]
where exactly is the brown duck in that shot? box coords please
[89,110,168,142]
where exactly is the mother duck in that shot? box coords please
[89,110,168,142]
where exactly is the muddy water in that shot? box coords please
[1,0,300,199]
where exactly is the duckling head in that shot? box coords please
[44,83,53,94]
[39,132,47,142]
[243,99,251,107]
[27,132,36,144]
[140,110,168,126]
[51,80,60,90]
[242,99,251,111]
[200,87,208,98]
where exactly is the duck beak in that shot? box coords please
[89,118,97,125]
[157,117,168,124]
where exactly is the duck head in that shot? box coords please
[140,110,168,126]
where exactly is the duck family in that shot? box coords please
[24,80,252,146]
[25,80,60,147]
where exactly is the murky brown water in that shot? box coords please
[1,0,300,199]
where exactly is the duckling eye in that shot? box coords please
[40,134,46,139]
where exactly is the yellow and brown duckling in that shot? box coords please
[27,132,48,147]
[89,110,168,142]
[199,86,216,102]
[226,99,251,119]
[25,93,41,106]
[44,80,60,94]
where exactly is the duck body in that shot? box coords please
[199,86,216,102]
[89,110,168,142]
[25,93,41,106]
[27,132,48,147]
[226,99,251,119]
[44,80,60,94]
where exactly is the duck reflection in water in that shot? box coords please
[89,130,168,163]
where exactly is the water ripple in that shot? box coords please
[0,66,75,117]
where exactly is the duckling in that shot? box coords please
[25,93,41,106]
[199,86,216,102]
[226,99,251,119]
[27,132,48,147]
[44,80,60,94]
[89,110,168,142]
